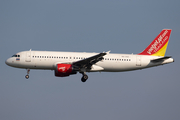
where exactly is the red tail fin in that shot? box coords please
[138,29,172,56]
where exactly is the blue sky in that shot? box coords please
[1,0,180,120]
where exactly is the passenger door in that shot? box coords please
[25,51,31,62]
[136,56,141,66]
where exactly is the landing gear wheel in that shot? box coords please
[25,75,29,79]
[81,74,88,82]
[25,69,30,79]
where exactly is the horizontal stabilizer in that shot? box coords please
[151,56,171,63]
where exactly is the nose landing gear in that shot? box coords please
[25,69,30,79]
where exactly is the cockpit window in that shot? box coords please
[12,54,20,57]
[12,55,17,57]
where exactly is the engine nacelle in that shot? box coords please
[55,64,77,77]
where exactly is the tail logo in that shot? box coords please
[147,30,169,54]
[138,29,172,56]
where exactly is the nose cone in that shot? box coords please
[5,58,12,66]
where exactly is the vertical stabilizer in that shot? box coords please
[138,29,172,56]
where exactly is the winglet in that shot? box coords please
[138,29,172,57]
[106,51,111,54]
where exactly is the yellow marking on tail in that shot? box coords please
[151,41,169,57]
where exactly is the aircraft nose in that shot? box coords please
[5,58,11,66]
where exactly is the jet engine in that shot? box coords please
[55,64,77,77]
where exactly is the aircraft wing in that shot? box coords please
[72,51,110,70]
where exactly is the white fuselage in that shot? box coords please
[5,51,174,72]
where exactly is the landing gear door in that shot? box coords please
[26,51,31,62]
[136,56,141,66]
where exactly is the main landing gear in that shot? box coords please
[25,69,30,79]
[81,72,88,82]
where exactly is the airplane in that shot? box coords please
[5,29,174,82]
